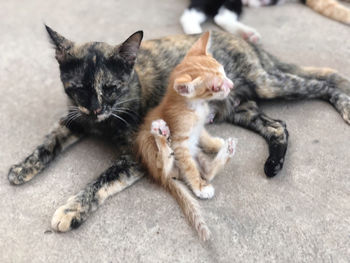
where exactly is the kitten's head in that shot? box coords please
[46,25,143,122]
[172,32,233,101]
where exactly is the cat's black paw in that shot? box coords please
[264,156,284,178]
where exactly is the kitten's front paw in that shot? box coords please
[8,164,37,185]
[193,184,215,199]
[151,119,170,138]
[51,198,84,232]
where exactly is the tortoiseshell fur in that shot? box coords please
[8,27,350,233]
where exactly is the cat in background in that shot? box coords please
[135,32,237,241]
[180,0,350,44]
[180,0,261,43]
[243,0,350,25]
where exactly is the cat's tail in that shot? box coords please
[305,0,350,25]
[166,177,211,241]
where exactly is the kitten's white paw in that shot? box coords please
[51,199,83,232]
[151,119,170,138]
[194,184,215,199]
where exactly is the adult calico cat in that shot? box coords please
[8,26,350,233]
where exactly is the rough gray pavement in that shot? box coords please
[1,0,349,262]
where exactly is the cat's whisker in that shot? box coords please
[111,113,130,126]
[114,98,140,107]
[112,108,140,120]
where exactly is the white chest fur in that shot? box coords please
[188,100,209,156]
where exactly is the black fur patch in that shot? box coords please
[189,0,242,17]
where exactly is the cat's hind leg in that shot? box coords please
[219,100,289,177]
[8,122,82,185]
[51,155,143,232]
[258,60,350,125]
[213,6,261,43]
[180,8,207,34]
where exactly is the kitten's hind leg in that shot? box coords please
[223,100,289,177]
[213,7,261,43]
[51,155,143,232]
[8,123,82,185]
[180,8,206,34]
[199,129,225,154]
[198,138,237,182]
[150,119,176,177]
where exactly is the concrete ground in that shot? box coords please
[1,0,349,262]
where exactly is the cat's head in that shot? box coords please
[46,25,143,122]
[172,32,233,101]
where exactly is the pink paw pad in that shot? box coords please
[226,138,238,156]
[151,119,170,138]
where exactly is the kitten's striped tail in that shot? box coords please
[166,178,211,241]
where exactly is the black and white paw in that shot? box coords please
[180,8,206,34]
[51,198,84,232]
[151,119,170,139]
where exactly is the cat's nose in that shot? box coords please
[94,108,102,115]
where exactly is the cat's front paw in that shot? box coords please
[51,197,84,232]
[340,100,350,125]
[8,163,37,185]
[193,184,215,199]
[241,29,261,44]
[151,119,170,139]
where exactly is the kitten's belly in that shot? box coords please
[188,101,209,156]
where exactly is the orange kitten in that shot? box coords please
[135,32,237,241]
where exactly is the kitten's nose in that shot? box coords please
[223,78,234,90]
[94,108,102,115]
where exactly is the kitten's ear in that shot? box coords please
[186,31,211,57]
[115,31,143,66]
[45,25,74,62]
[174,75,197,97]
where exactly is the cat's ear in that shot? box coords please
[45,25,74,62]
[115,31,143,66]
[174,75,198,97]
[186,31,211,57]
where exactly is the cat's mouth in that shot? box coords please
[77,106,111,122]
